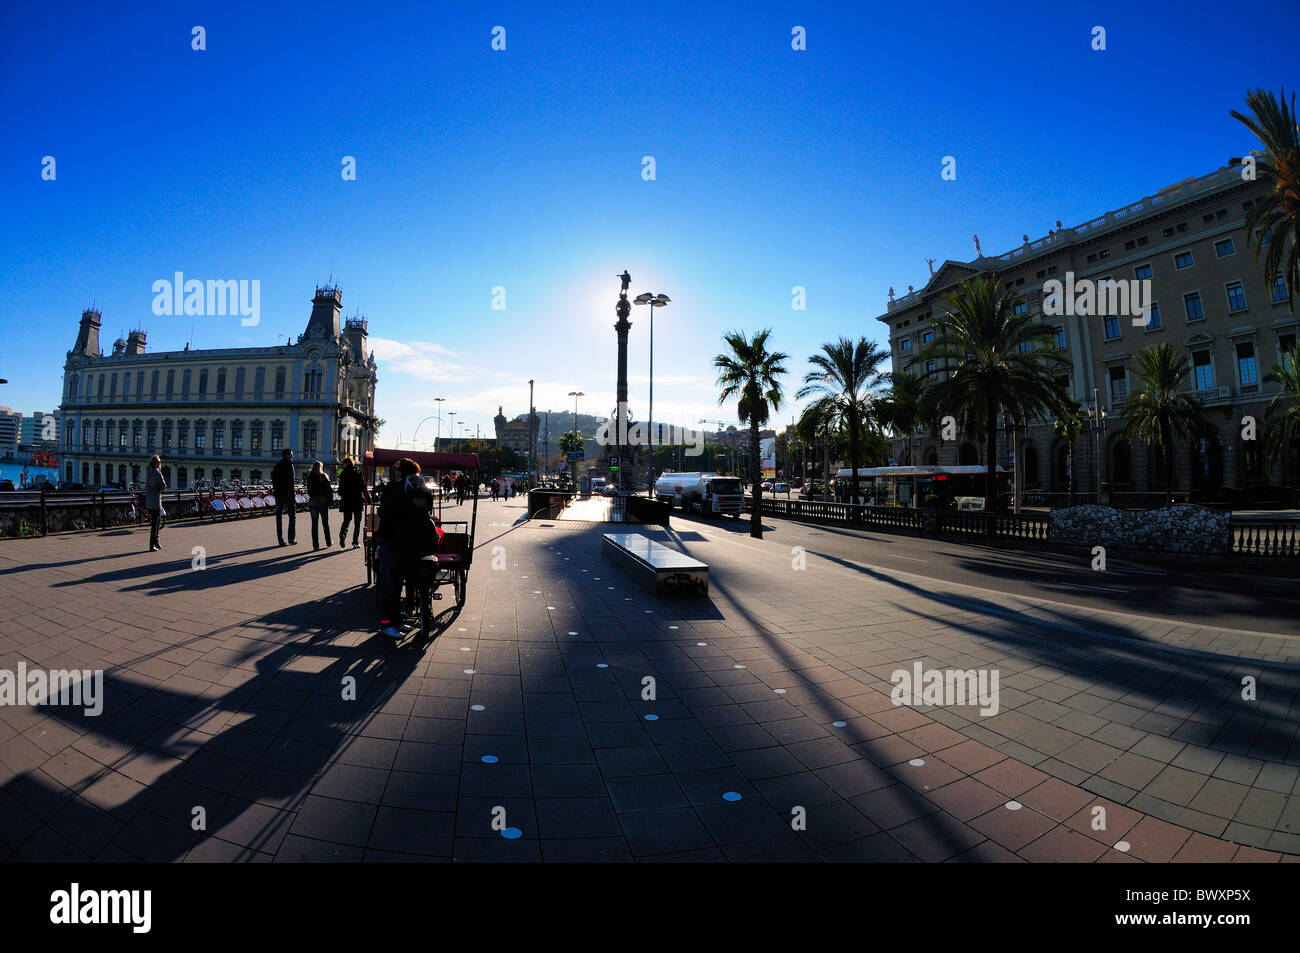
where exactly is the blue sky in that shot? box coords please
[1,0,1295,445]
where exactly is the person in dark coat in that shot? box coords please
[145,455,167,551]
[306,460,333,549]
[271,449,297,546]
[375,458,439,639]
[455,472,467,505]
[337,455,366,549]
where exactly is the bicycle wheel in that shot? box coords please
[454,569,467,608]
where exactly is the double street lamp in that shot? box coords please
[634,292,670,492]
[1087,387,1108,500]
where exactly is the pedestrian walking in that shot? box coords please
[490,480,499,502]
[145,454,167,552]
[272,449,297,546]
[338,455,366,549]
[455,472,467,505]
[306,460,334,550]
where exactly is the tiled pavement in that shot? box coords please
[1,500,1298,862]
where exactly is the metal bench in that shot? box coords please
[601,532,708,595]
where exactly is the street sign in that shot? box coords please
[609,455,619,470]
[567,451,584,461]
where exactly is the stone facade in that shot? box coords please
[1050,503,1231,555]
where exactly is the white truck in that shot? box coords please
[654,471,744,517]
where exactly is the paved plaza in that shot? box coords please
[2,499,1299,862]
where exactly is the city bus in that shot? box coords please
[832,465,1008,509]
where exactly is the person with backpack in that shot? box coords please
[337,456,366,549]
[306,460,334,550]
[145,455,167,552]
[271,449,297,546]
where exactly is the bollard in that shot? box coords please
[40,487,48,536]
[100,490,107,531]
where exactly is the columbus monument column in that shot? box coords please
[614,270,632,493]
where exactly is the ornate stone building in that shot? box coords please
[878,164,1299,495]
[58,286,378,488]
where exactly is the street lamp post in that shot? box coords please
[413,398,446,453]
[634,292,670,494]
[1088,387,1108,501]
[528,379,535,489]
[568,390,584,490]
[447,412,457,450]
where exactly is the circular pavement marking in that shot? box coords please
[547,606,556,610]
[1005,801,1022,811]
[568,631,578,635]
[722,792,742,802]
[1114,841,1131,852]
[644,714,659,721]
[908,758,925,767]
[459,647,471,652]
[471,704,486,711]
[774,689,786,694]
[734,664,746,669]
[832,721,847,727]
[463,669,475,675]
[697,642,707,646]
[481,755,498,763]
[501,827,522,839]
[597,663,609,669]
[669,626,679,630]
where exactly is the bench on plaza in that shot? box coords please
[601,532,708,595]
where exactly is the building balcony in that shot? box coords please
[1195,384,1233,403]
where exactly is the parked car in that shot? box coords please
[599,483,619,497]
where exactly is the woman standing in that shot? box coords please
[145,455,167,552]
[306,460,334,550]
[337,455,366,549]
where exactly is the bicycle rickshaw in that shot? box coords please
[362,448,480,636]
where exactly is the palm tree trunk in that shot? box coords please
[985,402,998,515]
[750,420,762,539]
[849,411,861,511]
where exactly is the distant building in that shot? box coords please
[58,286,379,488]
[493,406,539,455]
[0,407,20,461]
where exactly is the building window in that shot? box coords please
[1215,237,1235,258]
[150,370,160,397]
[1108,365,1127,405]
[303,421,318,455]
[1174,251,1194,269]
[922,331,933,344]
[1013,300,1027,315]
[254,367,265,397]
[275,367,286,396]
[162,420,172,448]
[899,339,911,351]
[925,360,936,375]
[182,369,191,397]
[213,421,225,450]
[1147,301,1162,330]
[212,468,222,484]
[93,421,102,446]
[235,367,246,398]
[133,421,143,449]
[195,422,206,449]
[271,421,284,452]
[1278,332,1297,371]
[1104,315,1121,340]
[1226,281,1247,312]
[1193,350,1215,391]
[82,422,91,447]
[305,368,323,398]
[106,421,115,448]
[216,368,227,395]
[231,468,242,483]
[1237,341,1258,391]
[199,368,208,395]
[166,370,175,398]
[1275,273,1291,303]
[177,466,187,488]
[1134,263,1152,281]
[1184,292,1204,321]
[109,373,117,397]
[135,371,144,399]
[231,421,244,451]
[97,375,105,398]
[146,420,157,449]
[70,376,78,400]
[251,420,264,452]
[1053,326,1066,349]
[1086,253,1097,264]
[178,420,189,450]
[1098,249,1110,260]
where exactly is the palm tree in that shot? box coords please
[916,274,1068,510]
[877,370,930,465]
[1262,345,1300,475]
[558,430,583,489]
[715,329,789,539]
[796,403,836,495]
[1118,343,1209,502]
[1052,395,1088,506]
[1231,87,1300,313]
[796,337,890,507]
